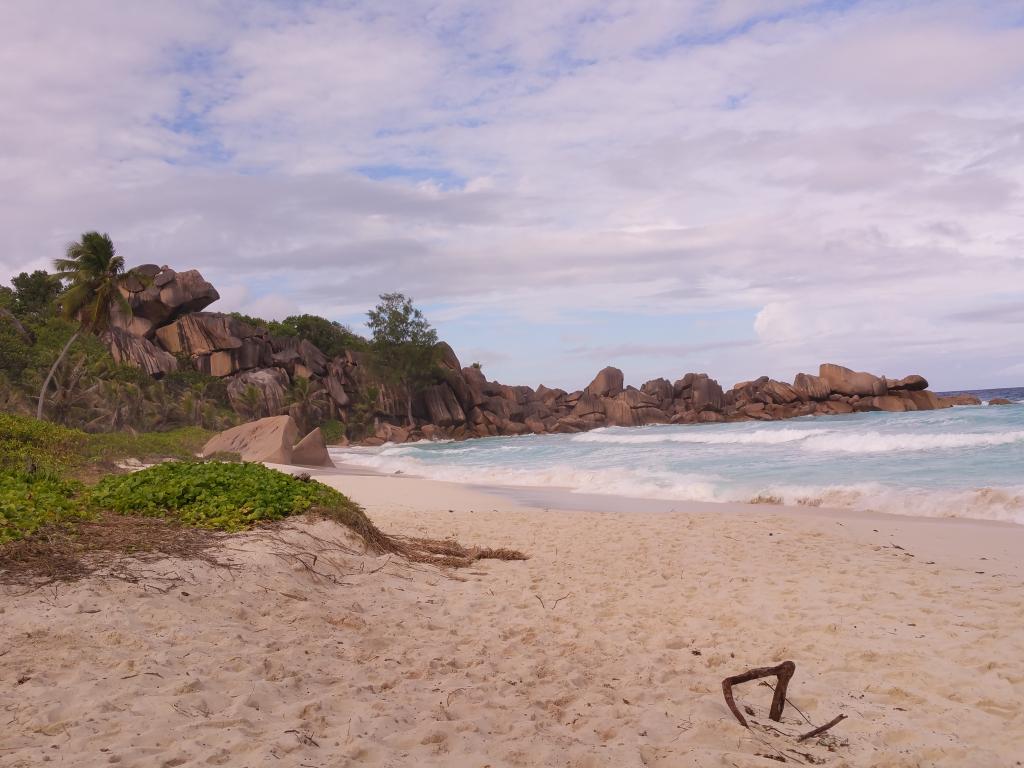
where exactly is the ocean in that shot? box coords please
[332,388,1024,524]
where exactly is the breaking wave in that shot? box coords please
[332,401,1024,524]
[573,426,1024,453]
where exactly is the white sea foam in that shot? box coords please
[800,430,1024,453]
[572,427,829,446]
[331,405,1024,524]
[330,448,1024,524]
[572,426,1024,452]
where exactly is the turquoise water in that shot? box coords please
[333,395,1024,523]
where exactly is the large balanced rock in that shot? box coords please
[887,374,928,392]
[115,265,219,337]
[104,327,178,378]
[819,363,886,397]
[291,427,335,467]
[201,415,299,463]
[585,366,624,398]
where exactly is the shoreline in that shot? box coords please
[314,467,1024,577]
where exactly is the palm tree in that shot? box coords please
[37,232,134,419]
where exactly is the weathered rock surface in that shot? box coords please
[291,427,335,467]
[793,373,831,401]
[201,415,299,464]
[938,394,982,407]
[116,265,219,336]
[887,374,929,392]
[989,398,1012,406]
[226,368,291,418]
[156,313,272,377]
[585,366,624,398]
[104,327,178,378]
[819,363,887,397]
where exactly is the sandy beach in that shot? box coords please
[2,469,1023,767]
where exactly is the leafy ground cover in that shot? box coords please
[88,461,369,532]
[0,472,83,544]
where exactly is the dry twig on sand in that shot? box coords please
[797,714,848,742]
[722,661,797,727]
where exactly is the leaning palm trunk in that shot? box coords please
[36,330,79,420]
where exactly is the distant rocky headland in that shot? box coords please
[104,265,982,445]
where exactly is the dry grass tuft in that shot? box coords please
[0,512,229,589]
[1,511,528,589]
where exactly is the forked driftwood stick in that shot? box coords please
[797,713,847,742]
[721,660,796,727]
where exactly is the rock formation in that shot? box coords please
[201,415,300,463]
[291,427,335,467]
[201,415,335,466]
[106,263,985,447]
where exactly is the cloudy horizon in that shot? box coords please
[2,0,1022,391]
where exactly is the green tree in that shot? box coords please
[10,270,60,321]
[278,314,365,357]
[37,232,135,420]
[366,293,439,426]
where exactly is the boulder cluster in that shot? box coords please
[104,265,365,429]
[104,265,984,446]
[368,359,978,444]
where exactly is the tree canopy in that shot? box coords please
[366,293,439,424]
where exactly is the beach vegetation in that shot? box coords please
[0,412,209,478]
[0,472,84,544]
[87,460,369,532]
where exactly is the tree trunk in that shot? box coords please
[406,391,414,427]
[36,330,79,420]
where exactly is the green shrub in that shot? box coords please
[82,427,211,466]
[0,472,85,543]
[0,413,85,473]
[0,413,211,478]
[87,461,369,532]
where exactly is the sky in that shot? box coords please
[1,0,1023,391]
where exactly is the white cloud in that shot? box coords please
[1,0,1022,388]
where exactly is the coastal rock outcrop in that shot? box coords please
[104,262,981,446]
[201,415,299,463]
[585,366,624,398]
[793,373,831,401]
[819,363,887,397]
[291,427,335,467]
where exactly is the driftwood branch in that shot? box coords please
[722,660,796,727]
[797,713,847,742]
